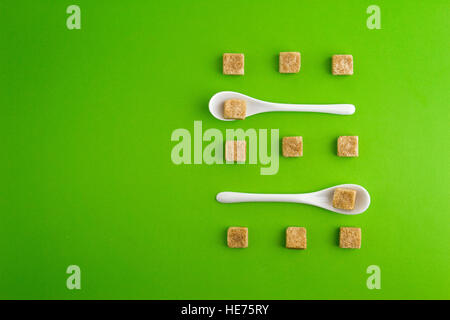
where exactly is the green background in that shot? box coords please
[0,0,449,299]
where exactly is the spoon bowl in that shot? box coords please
[216,184,370,215]
[209,91,355,121]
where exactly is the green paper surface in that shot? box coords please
[0,0,449,299]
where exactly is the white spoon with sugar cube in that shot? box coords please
[216,184,370,215]
[209,91,355,121]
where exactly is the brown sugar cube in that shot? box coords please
[339,227,361,249]
[279,52,301,73]
[337,136,358,157]
[223,53,244,75]
[227,227,248,248]
[282,136,303,157]
[332,55,353,75]
[286,227,307,249]
[225,140,246,162]
[223,99,246,120]
[332,188,357,210]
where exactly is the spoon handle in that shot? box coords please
[265,103,355,115]
[216,192,311,204]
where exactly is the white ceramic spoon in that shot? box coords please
[209,91,355,121]
[216,184,370,215]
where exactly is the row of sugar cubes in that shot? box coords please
[227,227,362,249]
[223,52,353,75]
[225,136,358,161]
